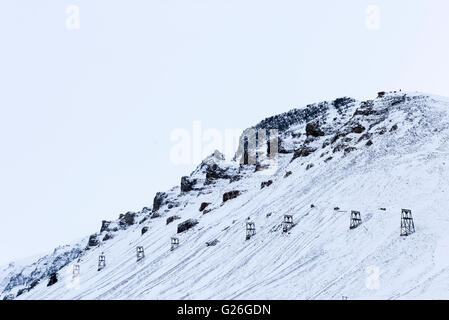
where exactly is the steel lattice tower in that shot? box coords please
[400,209,415,236]
[349,211,362,229]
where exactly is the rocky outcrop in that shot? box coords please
[119,212,135,228]
[199,202,211,212]
[87,234,99,247]
[102,233,113,241]
[141,227,149,235]
[100,220,111,233]
[205,164,231,185]
[47,273,58,287]
[223,190,241,203]
[261,180,273,189]
[291,146,317,161]
[206,239,219,247]
[177,219,199,233]
[166,215,181,225]
[305,121,325,137]
[153,192,168,212]
[181,176,197,193]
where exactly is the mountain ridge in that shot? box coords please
[3,90,449,299]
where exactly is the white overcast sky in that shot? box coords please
[1,0,448,265]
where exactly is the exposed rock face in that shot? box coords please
[141,227,149,235]
[351,124,366,134]
[87,235,99,247]
[153,192,168,212]
[100,220,111,233]
[284,171,292,178]
[291,146,317,161]
[333,97,356,113]
[177,219,199,233]
[119,212,135,228]
[305,121,325,137]
[205,164,231,185]
[103,233,113,241]
[2,245,82,296]
[166,215,181,225]
[47,273,58,287]
[261,180,273,189]
[223,190,241,203]
[199,202,211,212]
[181,176,197,193]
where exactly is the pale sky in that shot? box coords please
[0,0,448,265]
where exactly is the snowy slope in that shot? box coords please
[3,91,449,300]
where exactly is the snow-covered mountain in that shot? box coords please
[3,91,449,300]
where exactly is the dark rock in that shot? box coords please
[333,144,346,153]
[17,288,28,297]
[141,227,149,235]
[199,202,211,212]
[390,124,398,132]
[334,207,340,211]
[284,171,292,178]
[141,207,152,214]
[153,192,168,212]
[181,176,197,193]
[377,91,386,98]
[380,208,387,211]
[351,124,365,134]
[119,212,135,228]
[261,180,273,189]
[177,219,199,233]
[223,190,241,203]
[102,233,113,241]
[333,97,355,112]
[305,121,325,137]
[344,147,357,155]
[255,164,269,172]
[100,220,111,233]
[366,140,373,146]
[151,212,161,219]
[166,215,181,225]
[206,239,219,247]
[205,164,231,184]
[324,156,333,162]
[3,294,15,300]
[87,234,99,247]
[306,163,314,170]
[322,139,331,148]
[47,273,58,287]
[229,175,241,183]
[139,217,148,224]
[377,127,387,135]
[203,209,211,215]
[291,146,317,161]
[311,204,315,208]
